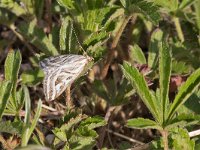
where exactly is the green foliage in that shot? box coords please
[21,68,44,86]
[121,62,159,121]
[53,114,106,149]
[0,81,12,119]
[127,118,161,130]
[129,44,146,64]
[120,0,161,25]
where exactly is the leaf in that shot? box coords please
[18,21,58,56]
[121,62,159,122]
[128,0,161,25]
[21,68,44,86]
[148,29,163,69]
[179,0,196,10]
[53,114,87,141]
[79,116,106,130]
[0,120,22,135]
[127,118,161,130]
[165,113,200,130]
[170,128,195,150]
[129,44,146,64]
[159,42,171,122]
[0,0,27,17]
[59,16,72,53]
[0,81,12,119]
[4,50,21,109]
[167,68,200,120]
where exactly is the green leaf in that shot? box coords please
[57,0,75,9]
[179,0,196,10]
[170,128,195,150]
[0,81,12,119]
[127,118,161,130]
[18,21,58,56]
[79,116,106,130]
[0,120,22,135]
[0,0,27,17]
[129,44,146,64]
[21,68,44,86]
[121,62,159,122]
[148,29,163,69]
[59,16,72,53]
[128,0,161,25]
[4,50,21,109]
[168,68,200,120]
[159,42,171,123]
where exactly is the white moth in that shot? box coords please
[39,54,92,101]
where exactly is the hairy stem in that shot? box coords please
[100,15,133,79]
[161,130,169,150]
[173,17,184,42]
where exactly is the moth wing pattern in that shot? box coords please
[39,54,91,101]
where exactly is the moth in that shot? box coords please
[39,54,92,101]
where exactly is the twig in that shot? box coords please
[106,129,144,145]
[45,0,52,33]
[97,106,116,149]
[100,15,133,79]
[65,85,73,108]
[189,129,200,137]
[9,24,35,54]
[42,104,57,112]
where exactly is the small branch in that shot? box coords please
[106,129,144,145]
[100,15,133,79]
[9,24,35,54]
[65,86,73,108]
[97,106,116,149]
[189,129,200,137]
[45,0,52,33]
[173,17,184,42]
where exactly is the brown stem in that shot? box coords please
[45,0,52,33]
[66,86,73,108]
[97,106,116,149]
[100,15,133,79]
[161,130,169,150]
[9,24,35,54]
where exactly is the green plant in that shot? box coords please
[121,41,200,149]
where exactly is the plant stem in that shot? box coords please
[173,17,184,42]
[100,15,133,79]
[161,130,169,150]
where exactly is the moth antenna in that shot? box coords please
[71,23,87,55]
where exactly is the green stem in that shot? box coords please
[173,17,184,42]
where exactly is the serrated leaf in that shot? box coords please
[127,118,161,130]
[129,44,146,64]
[4,50,21,109]
[69,135,95,150]
[159,42,171,122]
[166,113,200,130]
[121,62,159,122]
[0,121,21,135]
[59,16,72,53]
[148,29,163,69]
[0,80,12,119]
[168,68,200,120]
[128,0,161,25]
[21,68,44,86]
[170,128,195,150]
[179,0,196,10]
[76,126,97,138]
[79,116,106,130]
[18,21,58,56]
